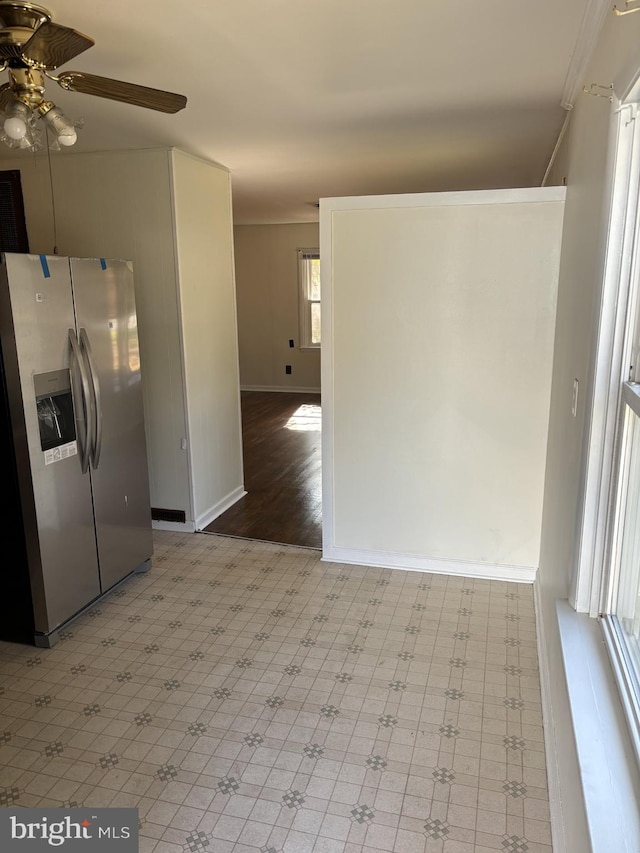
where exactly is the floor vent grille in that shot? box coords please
[152,508,186,524]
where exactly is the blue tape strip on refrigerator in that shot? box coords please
[100,258,107,270]
[39,255,50,278]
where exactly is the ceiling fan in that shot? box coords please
[0,1,187,150]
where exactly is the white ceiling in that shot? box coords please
[4,0,599,223]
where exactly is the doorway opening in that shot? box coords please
[203,390,322,548]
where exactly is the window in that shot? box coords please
[609,397,640,678]
[602,270,640,762]
[298,249,320,348]
[584,97,640,765]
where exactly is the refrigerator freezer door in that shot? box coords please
[1,254,101,633]
[70,258,153,591]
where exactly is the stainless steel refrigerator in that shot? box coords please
[0,253,153,646]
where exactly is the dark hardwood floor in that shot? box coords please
[203,391,322,548]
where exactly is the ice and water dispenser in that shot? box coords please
[34,369,77,460]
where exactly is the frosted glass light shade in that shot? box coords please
[3,116,27,140]
[57,130,77,146]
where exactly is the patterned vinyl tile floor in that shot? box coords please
[0,531,552,853]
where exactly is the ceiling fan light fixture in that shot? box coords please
[0,2,187,152]
[3,112,25,138]
[39,101,78,147]
[0,113,41,149]
[0,96,41,149]
[56,128,76,146]
[2,97,28,139]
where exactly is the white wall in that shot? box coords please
[321,188,565,581]
[234,223,321,391]
[536,10,640,852]
[1,146,242,530]
[171,150,244,529]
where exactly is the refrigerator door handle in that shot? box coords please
[79,327,103,470]
[68,328,92,474]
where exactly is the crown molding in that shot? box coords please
[560,0,612,109]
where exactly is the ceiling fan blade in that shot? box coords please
[21,22,94,69]
[57,71,187,113]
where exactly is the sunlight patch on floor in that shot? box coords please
[285,403,321,431]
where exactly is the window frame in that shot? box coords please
[601,388,640,766]
[576,92,640,768]
[298,248,320,349]
[571,100,640,616]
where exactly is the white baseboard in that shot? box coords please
[152,519,196,533]
[534,581,566,853]
[195,486,247,530]
[240,385,321,394]
[321,545,537,582]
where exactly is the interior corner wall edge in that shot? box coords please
[170,149,244,524]
[0,148,193,523]
[321,187,565,575]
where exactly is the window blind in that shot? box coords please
[0,170,29,253]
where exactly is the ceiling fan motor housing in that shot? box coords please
[0,2,50,50]
[8,65,44,106]
[0,2,49,26]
